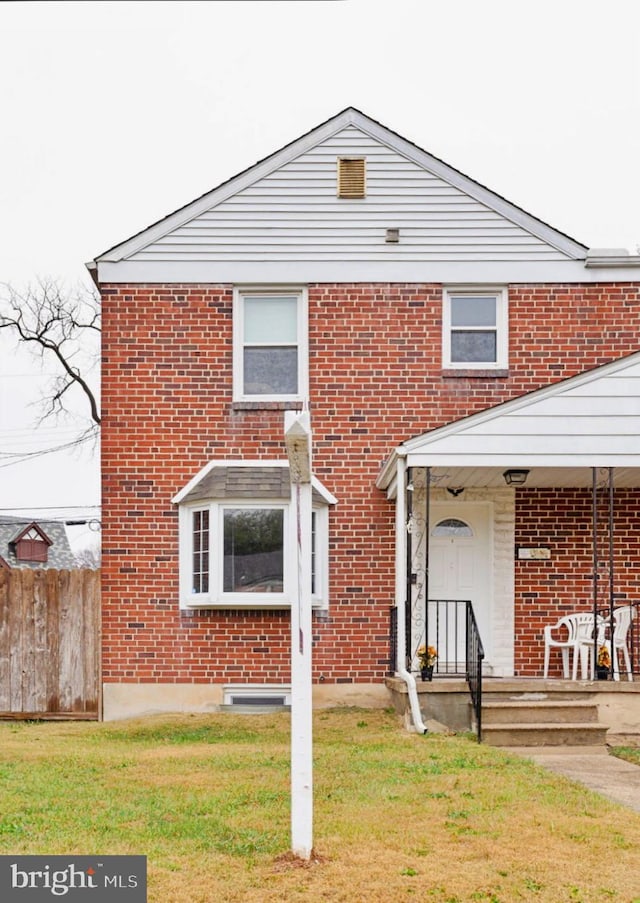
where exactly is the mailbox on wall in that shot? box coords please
[516,546,551,560]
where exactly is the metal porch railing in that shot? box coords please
[595,601,639,679]
[466,602,485,742]
[389,599,485,741]
[388,606,397,676]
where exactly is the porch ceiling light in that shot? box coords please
[503,469,530,486]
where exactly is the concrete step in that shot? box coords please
[476,698,607,747]
[482,699,599,725]
[481,721,609,747]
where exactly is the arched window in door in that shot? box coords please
[431,518,473,537]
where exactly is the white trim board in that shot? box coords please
[93,259,640,285]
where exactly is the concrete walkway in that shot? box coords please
[508,746,640,813]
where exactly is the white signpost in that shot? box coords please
[284,410,313,860]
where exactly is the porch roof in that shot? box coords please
[377,350,640,493]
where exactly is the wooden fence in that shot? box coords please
[0,568,100,719]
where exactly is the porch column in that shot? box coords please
[396,456,408,673]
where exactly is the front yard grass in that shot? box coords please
[1,708,639,902]
[611,746,640,767]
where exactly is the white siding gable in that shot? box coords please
[126,125,570,266]
[95,108,636,284]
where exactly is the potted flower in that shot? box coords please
[417,644,438,681]
[596,645,611,680]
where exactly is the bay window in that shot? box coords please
[175,463,334,610]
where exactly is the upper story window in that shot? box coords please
[443,287,508,370]
[233,288,308,401]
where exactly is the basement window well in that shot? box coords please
[222,685,291,712]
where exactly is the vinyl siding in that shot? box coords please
[404,354,640,467]
[127,126,569,264]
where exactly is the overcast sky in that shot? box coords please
[1,0,639,540]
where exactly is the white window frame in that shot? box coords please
[442,286,508,370]
[233,286,308,402]
[178,496,329,611]
[180,500,289,609]
[223,685,292,707]
[311,506,329,608]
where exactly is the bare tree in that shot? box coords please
[74,543,101,569]
[0,278,101,428]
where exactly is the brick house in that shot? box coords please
[89,107,640,722]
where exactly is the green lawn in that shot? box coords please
[611,746,640,768]
[1,709,639,902]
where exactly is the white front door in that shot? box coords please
[427,503,492,667]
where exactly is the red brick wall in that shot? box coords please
[101,282,640,684]
[515,488,640,676]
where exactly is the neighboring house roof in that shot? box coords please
[0,517,77,570]
[91,107,639,285]
[378,348,640,490]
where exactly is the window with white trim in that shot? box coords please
[179,498,329,610]
[233,288,308,401]
[311,507,329,605]
[443,288,508,369]
[192,510,210,592]
[223,506,284,594]
[431,518,474,537]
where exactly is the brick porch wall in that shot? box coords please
[101,282,640,686]
[515,488,640,676]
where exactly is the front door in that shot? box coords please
[427,502,492,668]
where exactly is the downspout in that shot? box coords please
[608,467,616,673]
[395,455,427,734]
[592,467,599,678]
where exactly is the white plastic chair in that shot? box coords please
[573,614,606,680]
[543,615,574,679]
[543,613,604,680]
[609,606,635,682]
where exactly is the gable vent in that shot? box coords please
[337,157,366,198]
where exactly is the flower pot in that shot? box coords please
[596,666,610,681]
[421,666,434,682]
